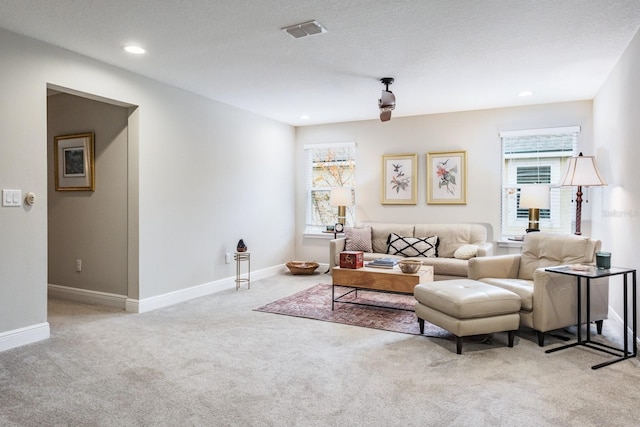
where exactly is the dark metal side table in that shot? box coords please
[545,265,637,369]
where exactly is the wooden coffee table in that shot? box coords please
[331,265,434,310]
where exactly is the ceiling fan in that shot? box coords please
[378,77,395,122]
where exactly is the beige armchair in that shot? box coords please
[468,233,609,346]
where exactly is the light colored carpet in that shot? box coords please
[1,272,639,426]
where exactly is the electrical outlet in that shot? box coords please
[76,259,82,272]
[225,253,232,264]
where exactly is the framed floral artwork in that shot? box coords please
[381,153,417,205]
[54,132,95,191]
[427,150,467,204]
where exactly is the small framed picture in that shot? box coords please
[427,150,467,204]
[54,132,95,191]
[381,153,417,205]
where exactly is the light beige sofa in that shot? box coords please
[468,232,609,346]
[330,222,493,280]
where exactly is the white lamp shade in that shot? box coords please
[330,187,352,206]
[559,154,606,187]
[519,185,550,209]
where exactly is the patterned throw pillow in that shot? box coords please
[386,233,438,257]
[344,226,373,252]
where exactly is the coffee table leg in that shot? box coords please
[331,284,335,310]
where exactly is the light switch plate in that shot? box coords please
[2,189,21,207]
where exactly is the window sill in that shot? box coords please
[303,231,344,240]
[497,239,524,248]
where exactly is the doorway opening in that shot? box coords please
[46,85,139,312]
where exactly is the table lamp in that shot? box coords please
[519,185,550,232]
[559,152,606,235]
[330,187,351,225]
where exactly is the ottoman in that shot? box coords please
[414,279,521,354]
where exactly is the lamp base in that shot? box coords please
[527,208,540,233]
[337,206,346,225]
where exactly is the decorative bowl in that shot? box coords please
[398,260,422,274]
[286,261,320,275]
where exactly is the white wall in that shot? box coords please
[295,101,594,264]
[0,28,295,349]
[593,27,640,333]
[0,30,49,340]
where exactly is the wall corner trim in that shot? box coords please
[0,322,50,353]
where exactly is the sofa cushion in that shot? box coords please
[407,256,468,277]
[518,233,597,280]
[386,233,438,258]
[344,226,372,252]
[361,222,414,254]
[414,224,487,258]
[454,244,479,260]
[477,278,534,311]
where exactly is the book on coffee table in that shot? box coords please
[367,258,398,269]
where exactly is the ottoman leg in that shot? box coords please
[456,336,463,354]
[508,330,516,348]
[418,318,425,334]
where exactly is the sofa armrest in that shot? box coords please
[476,242,494,257]
[468,254,521,280]
[329,238,346,269]
[531,269,609,333]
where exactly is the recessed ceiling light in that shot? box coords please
[123,45,146,55]
[300,115,311,120]
[518,90,534,97]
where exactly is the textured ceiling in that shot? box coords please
[1,0,640,126]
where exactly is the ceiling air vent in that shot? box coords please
[282,20,327,39]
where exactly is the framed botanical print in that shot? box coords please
[427,150,466,204]
[381,153,417,205]
[54,132,95,191]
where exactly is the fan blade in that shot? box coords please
[379,90,396,108]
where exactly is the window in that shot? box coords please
[304,142,356,233]
[500,127,579,237]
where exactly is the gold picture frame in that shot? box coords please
[427,150,467,204]
[54,132,95,191]
[381,153,417,205]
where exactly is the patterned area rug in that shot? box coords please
[255,284,453,338]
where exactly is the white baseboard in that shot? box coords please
[48,284,128,309]
[0,322,50,353]
[127,264,284,313]
[125,277,234,313]
[607,305,640,347]
[48,264,283,314]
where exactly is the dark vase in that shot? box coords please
[237,239,247,252]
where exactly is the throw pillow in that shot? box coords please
[344,226,372,252]
[453,244,479,260]
[386,233,438,257]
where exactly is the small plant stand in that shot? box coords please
[234,252,250,290]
